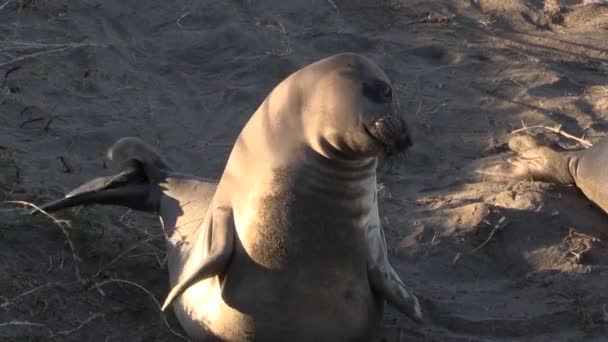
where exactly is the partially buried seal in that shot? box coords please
[37,52,423,341]
[478,134,608,214]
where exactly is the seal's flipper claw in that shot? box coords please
[161,206,235,311]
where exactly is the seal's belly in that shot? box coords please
[174,193,382,340]
[175,266,383,342]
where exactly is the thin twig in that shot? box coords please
[0,0,13,10]
[472,227,499,254]
[472,216,510,254]
[2,201,82,282]
[50,313,104,337]
[0,46,72,68]
[94,279,191,341]
[1,41,104,49]
[176,12,191,28]
[327,0,339,11]
[94,235,162,277]
[59,155,72,173]
[19,117,45,128]
[4,65,21,78]
[0,282,58,309]
[511,122,593,148]
[0,320,49,332]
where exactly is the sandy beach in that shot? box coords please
[1,0,608,340]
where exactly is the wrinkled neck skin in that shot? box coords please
[162,67,380,285]
[216,73,378,205]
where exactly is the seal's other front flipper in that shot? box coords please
[366,198,422,323]
[366,221,423,323]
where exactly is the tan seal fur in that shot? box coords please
[38,52,423,341]
[478,134,608,214]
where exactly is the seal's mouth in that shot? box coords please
[364,115,412,153]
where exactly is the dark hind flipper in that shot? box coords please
[36,162,159,214]
[36,137,173,214]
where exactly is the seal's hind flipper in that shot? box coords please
[366,205,423,323]
[36,136,172,214]
[36,165,156,213]
[161,205,235,311]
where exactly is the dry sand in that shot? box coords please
[1,0,608,341]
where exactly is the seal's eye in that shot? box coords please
[362,80,392,103]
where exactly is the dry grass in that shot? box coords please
[94,234,164,277]
[0,199,181,339]
[0,282,59,310]
[94,279,191,341]
[2,200,83,281]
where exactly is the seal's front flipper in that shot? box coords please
[161,205,235,311]
[36,162,157,213]
[366,207,423,323]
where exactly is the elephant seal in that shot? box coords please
[478,134,608,213]
[37,52,423,341]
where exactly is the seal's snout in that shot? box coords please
[366,115,412,152]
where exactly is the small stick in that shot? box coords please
[94,279,191,341]
[43,116,56,131]
[0,46,72,68]
[472,216,510,254]
[511,122,593,148]
[44,114,68,131]
[59,156,72,173]
[176,12,190,28]
[0,282,57,309]
[3,41,100,48]
[4,65,21,78]
[19,117,44,128]
[327,0,339,11]
[50,313,104,337]
[0,0,13,10]
[0,321,49,333]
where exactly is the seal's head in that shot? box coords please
[297,53,412,160]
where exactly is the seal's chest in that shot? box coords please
[240,168,374,269]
